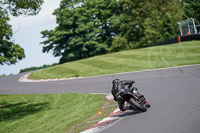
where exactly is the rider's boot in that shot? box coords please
[117,96,126,111]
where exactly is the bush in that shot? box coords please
[0,74,6,77]
[19,63,58,73]
[109,36,129,52]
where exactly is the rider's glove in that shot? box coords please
[131,80,135,84]
[119,89,125,96]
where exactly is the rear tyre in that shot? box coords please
[129,98,147,112]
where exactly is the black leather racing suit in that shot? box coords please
[111,79,134,111]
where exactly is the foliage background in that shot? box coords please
[0,0,44,65]
[41,0,197,64]
[1,0,200,68]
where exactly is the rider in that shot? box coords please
[111,79,136,111]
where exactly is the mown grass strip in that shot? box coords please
[29,41,200,80]
[0,93,114,133]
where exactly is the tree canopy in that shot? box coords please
[182,0,200,24]
[118,0,183,48]
[41,0,121,63]
[41,0,199,63]
[0,0,43,65]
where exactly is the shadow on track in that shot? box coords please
[111,110,141,118]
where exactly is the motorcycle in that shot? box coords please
[120,87,150,112]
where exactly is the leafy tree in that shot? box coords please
[141,1,183,46]
[41,0,186,61]
[182,0,200,24]
[41,0,121,63]
[118,0,183,48]
[0,0,43,65]
[119,0,147,45]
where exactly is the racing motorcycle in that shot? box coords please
[120,87,150,112]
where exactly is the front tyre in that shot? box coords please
[129,98,147,112]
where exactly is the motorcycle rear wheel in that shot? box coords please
[129,98,147,112]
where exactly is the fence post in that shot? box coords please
[178,36,181,43]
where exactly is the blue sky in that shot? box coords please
[0,0,61,75]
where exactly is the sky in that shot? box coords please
[0,0,62,75]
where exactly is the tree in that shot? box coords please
[1,0,43,16]
[0,0,43,65]
[41,0,121,63]
[182,0,200,24]
[41,0,186,61]
[118,0,183,48]
[141,0,183,46]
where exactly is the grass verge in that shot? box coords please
[0,93,116,133]
[29,41,200,80]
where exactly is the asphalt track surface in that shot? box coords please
[1,65,200,133]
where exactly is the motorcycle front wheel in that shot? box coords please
[129,98,147,112]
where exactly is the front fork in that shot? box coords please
[132,94,150,108]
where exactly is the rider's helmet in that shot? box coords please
[112,79,120,85]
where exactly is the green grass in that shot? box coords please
[0,93,108,133]
[29,41,200,80]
